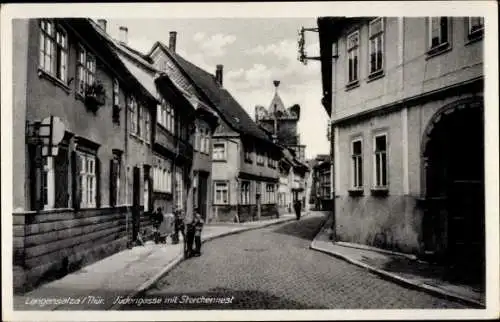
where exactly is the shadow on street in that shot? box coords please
[272,214,327,241]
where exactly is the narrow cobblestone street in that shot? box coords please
[120,212,469,310]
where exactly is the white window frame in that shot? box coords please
[256,151,264,165]
[128,96,138,135]
[373,133,388,189]
[212,142,227,161]
[368,18,384,75]
[41,156,55,209]
[240,181,250,205]
[79,151,97,208]
[346,30,360,84]
[143,107,150,143]
[351,138,363,189]
[39,20,68,83]
[467,17,484,38]
[77,44,96,94]
[214,181,229,205]
[175,168,183,209]
[113,79,120,107]
[144,172,150,212]
[428,17,451,50]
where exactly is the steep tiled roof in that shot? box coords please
[156,43,274,144]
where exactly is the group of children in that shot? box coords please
[152,207,205,258]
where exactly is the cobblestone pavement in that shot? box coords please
[120,212,470,310]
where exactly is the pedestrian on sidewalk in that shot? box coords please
[172,208,185,244]
[152,207,164,244]
[193,210,205,257]
[293,199,302,220]
[185,211,196,258]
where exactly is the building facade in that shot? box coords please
[317,17,484,274]
[147,35,219,222]
[310,155,332,211]
[11,18,208,292]
[13,18,155,291]
[255,82,310,210]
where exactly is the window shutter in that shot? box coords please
[71,151,81,210]
[148,175,154,212]
[96,157,101,208]
[110,159,116,207]
[54,147,69,208]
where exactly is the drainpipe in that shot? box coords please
[329,40,338,241]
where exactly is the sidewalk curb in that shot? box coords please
[309,222,485,309]
[110,216,296,309]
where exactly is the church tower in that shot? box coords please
[255,81,305,161]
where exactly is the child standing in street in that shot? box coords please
[193,210,204,257]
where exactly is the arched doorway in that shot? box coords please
[421,97,484,282]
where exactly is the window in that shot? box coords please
[175,167,183,209]
[144,169,150,212]
[113,79,120,107]
[428,17,450,50]
[369,18,384,76]
[256,151,264,165]
[39,20,68,82]
[213,143,226,161]
[240,181,250,205]
[110,153,121,206]
[468,17,484,38]
[202,129,210,154]
[158,99,176,134]
[244,144,253,163]
[347,30,359,84]
[128,96,138,135]
[194,127,200,151]
[265,184,275,204]
[79,151,97,208]
[143,107,151,143]
[41,157,54,209]
[351,139,363,189]
[373,134,388,188]
[77,45,96,94]
[199,128,205,153]
[214,182,229,205]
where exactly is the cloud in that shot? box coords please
[127,37,155,54]
[193,33,237,57]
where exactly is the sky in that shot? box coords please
[105,18,329,159]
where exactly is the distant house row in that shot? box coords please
[12,18,309,292]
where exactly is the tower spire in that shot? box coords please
[272,80,280,143]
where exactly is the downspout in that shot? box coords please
[330,40,338,241]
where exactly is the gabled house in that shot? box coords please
[146,33,281,223]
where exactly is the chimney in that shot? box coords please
[169,31,177,52]
[119,26,128,44]
[97,19,107,32]
[215,64,223,86]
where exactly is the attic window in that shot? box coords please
[234,117,240,123]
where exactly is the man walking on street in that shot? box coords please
[293,199,302,220]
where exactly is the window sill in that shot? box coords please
[130,133,146,144]
[370,187,389,197]
[38,69,71,94]
[212,159,227,162]
[348,189,364,197]
[345,80,360,91]
[426,43,452,59]
[465,32,484,45]
[213,203,229,206]
[367,70,385,83]
[256,163,265,167]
